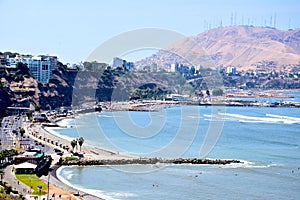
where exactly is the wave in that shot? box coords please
[79,188,138,200]
[57,166,135,200]
[203,113,300,124]
[44,127,76,141]
[218,160,281,169]
[56,118,75,127]
[266,114,300,124]
[98,114,115,118]
[60,169,74,180]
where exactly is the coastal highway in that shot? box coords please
[0,116,16,149]
[0,116,51,152]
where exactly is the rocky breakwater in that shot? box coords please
[58,157,241,166]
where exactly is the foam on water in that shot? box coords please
[56,118,75,127]
[53,105,300,200]
[77,188,138,200]
[57,167,122,200]
[44,127,76,141]
[204,112,300,124]
[218,160,281,169]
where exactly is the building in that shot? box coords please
[112,57,134,71]
[226,66,237,74]
[14,162,37,174]
[166,94,190,101]
[170,63,176,72]
[6,107,31,115]
[5,54,57,83]
[14,149,44,165]
[0,54,6,66]
[112,57,124,68]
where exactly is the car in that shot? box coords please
[57,152,63,156]
[54,148,61,153]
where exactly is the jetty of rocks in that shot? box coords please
[58,157,241,166]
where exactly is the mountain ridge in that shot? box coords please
[135,26,300,68]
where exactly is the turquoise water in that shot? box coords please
[51,104,300,199]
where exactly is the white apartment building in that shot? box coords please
[226,66,237,74]
[112,57,134,71]
[6,54,57,83]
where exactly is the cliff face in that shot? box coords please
[0,67,183,113]
[0,68,76,112]
[0,89,11,116]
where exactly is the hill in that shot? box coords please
[135,26,300,68]
[0,64,189,115]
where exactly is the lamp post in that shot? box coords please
[47,173,50,200]
[37,185,42,200]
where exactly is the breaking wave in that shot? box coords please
[204,113,300,124]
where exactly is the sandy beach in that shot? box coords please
[23,114,134,200]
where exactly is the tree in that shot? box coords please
[0,169,4,183]
[19,128,25,137]
[16,62,30,76]
[78,137,84,152]
[206,90,210,96]
[0,149,18,164]
[190,66,195,75]
[26,112,33,121]
[35,105,41,111]
[212,88,224,96]
[70,139,77,152]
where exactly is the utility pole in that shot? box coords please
[274,13,277,28]
[47,173,50,200]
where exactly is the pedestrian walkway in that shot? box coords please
[3,165,33,197]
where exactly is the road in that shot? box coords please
[3,165,33,197]
[0,116,17,149]
[0,115,52,153]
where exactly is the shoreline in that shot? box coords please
[47,165,103,200]
[26,114,243,200]
[25,118,134,200]
[24,97,299,199]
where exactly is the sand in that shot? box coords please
[23,117,133,200]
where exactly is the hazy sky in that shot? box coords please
[1,0,299,63]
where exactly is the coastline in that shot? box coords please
[24,115,135,200]
[23,96,300,199]
[44,165,104,200]
[26,110,243,200]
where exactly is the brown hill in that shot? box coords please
[136,26,300,68]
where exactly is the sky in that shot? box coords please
[0,0,300,63]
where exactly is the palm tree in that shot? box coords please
[20,128,25,137]
[0,151,4,165]
[0,169,4,183]
[77,137,84,152]
[70,139,77,152]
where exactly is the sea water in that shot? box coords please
[49,101,300,199]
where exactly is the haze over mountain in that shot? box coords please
[135,26,300,69]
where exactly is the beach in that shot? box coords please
[48,105,300,200]
[18,97,300,200]
[23,114,134,200]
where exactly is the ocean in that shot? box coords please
[47,95,300,200]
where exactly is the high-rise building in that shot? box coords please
[5,54,57,83]
[112,57,134,71]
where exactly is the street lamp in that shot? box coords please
[37,185,42,200]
